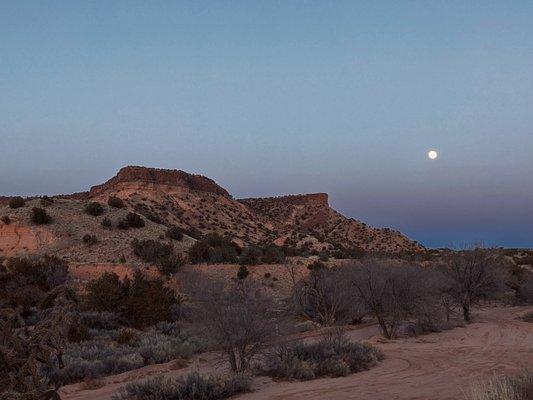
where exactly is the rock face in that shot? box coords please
[89,166,231,198]
[240,193,422,253]
[0,221,56,257]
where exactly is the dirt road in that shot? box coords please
[60,306,533,400]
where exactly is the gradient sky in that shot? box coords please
[1,1,533,248]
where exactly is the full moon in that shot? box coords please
[428,150,438,160]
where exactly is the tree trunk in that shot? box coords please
[377,317,392,339]
[462,304,470,322]
[227,349,237,372]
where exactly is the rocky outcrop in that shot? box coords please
[89,166,231,198]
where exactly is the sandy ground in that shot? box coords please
[60,305,533,400]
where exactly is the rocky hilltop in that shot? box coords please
[0,166,423,261]
[90,166,231,198]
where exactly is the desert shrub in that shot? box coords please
[1,215,11,224]
[1,255,76,399]
[237,265,249,280]
[183,227,202,240]
[157,254,184,277]
[263,329,383,380]
[2,255,69,311]
[188,233,239,264]
[469,369,533,400]
[518,272,533,304]
[126,212,145,228]
[108,196,125,208]
[9,196,25,209]
[240,245,286,265]
[83,234,98,245]
[68,324,91,343]
[40,195,54,206]
[101,217,112,228]
[85,271,176,328]
[166,226,184,241]
[263,245,286,264]
[116,328,137,344]
[131,239,172,263]
[57,328,203,384]
[85,201,105,216]
[31,207,52,224]
[239,246,262,265]
[85,272,126,313]
[114,371,251,400]
[522,311,533,323]
[126,271,177,328]
[80,311,122,330]
[117,219,130,229]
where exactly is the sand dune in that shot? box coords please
[60,306,533,400]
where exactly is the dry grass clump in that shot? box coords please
[521,311,533,323]
[114,371,251,400]
[470,370,533,400]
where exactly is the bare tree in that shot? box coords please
[184,274,284,372]
[294,263,366,325]
[348,259,434,339]
[440,247,508,322]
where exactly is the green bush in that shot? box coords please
[108,196,125,208]
[85,272,125,313]
[114,371,251,400]
[85,271,176,328]
[85,202,105,216]
[31,207,52,224]
[9,196,25,209]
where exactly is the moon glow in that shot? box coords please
[428,150,438,160]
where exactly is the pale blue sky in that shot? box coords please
[1,1,532,247]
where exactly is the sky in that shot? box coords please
[1,1,532,248]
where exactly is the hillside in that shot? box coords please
[0,166,423,262]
